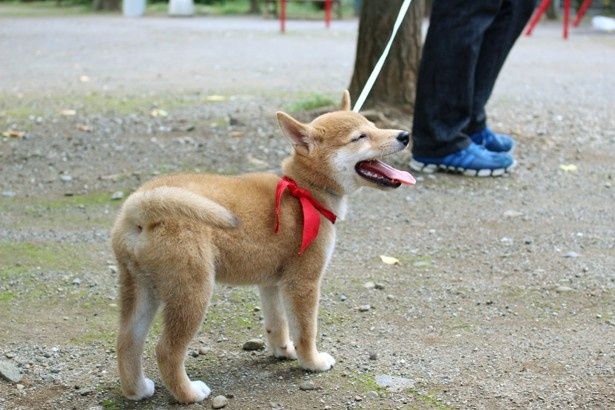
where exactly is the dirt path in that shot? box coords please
[1,14,614,410]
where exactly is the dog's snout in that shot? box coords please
[397,131,410,146]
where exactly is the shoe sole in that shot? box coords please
[409,159,516,177]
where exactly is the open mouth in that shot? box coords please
[355,159,416,188]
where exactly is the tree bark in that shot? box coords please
[249,0,261,14]
[348,0,424,116]
[92,0,120,11]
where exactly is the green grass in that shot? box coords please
[0,241,96,279]
[0,291,15,303]
[286,93,335,112]
[0,1,93,17]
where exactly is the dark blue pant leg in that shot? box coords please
[464,0,537,134]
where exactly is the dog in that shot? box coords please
[111,90,415,403]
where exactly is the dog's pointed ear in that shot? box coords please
[276,111,312,155]
[340,90,351,111]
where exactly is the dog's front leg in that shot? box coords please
[259,285,297,360]
[280,279,335,371]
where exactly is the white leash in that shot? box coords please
[352,0,414,112]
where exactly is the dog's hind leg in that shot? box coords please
[117,264,159,400]
[155,265,214,404]
[280,279,335,372]
[259,285,297,360]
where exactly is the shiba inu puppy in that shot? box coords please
[111,91,415,403]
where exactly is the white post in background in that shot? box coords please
[123,0,146,17]
[169,0,195,16]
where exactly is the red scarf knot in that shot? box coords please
[274,176,337,255]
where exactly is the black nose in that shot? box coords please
[397,131,410,146]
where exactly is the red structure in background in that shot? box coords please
[279,0,332,33]
[525,0,593,39]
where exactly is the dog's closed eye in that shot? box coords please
[350,134,367,143]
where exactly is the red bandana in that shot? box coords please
[274,176,337,255]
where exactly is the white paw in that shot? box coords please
[189,380,211,402]
[273,341,298,360]
[301,352,335,372]
[125,377,155,400]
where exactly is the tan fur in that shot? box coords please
[111,91,409,403]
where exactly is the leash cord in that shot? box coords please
[352,0,414,112]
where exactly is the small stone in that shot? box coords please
[355,395,363,401]
[111,191,124,200]
[358,304,371,312]
[198,347,210,355]
[555,286,573,293]
[375,374,415,392]
[242,339,265,351]
[369,351,378,360]
[363,281,375,289]
[374,283,385,290]
[1,191,16,198]
[366,390,379,399]
[211,395,228,409]
[108,265,118,274]
[299,380,316,391]
[60,175,73,182]
[253,306,261,312]
[4,353,14,359]
[16,383,25,390]
[564,251,579,258]
[0,360,22,383]
[190,351,199,358]
[72,278,81,285]
[503,210,523,218]
[386,294,395,301]
[340,294,347,301]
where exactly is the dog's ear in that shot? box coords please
[276,111,313,155]
[340,90,351,111]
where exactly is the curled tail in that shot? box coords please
[121,186,239,230]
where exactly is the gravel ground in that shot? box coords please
[1,13,614,410]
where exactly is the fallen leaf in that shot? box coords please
[150,109,168,117]
[79,75,90,82]
[2,130,25,138]
[60,109,76,116]
[559,164,578,172]
[205,95,226,102]
[76,124,92,132]
[379,255,400,265]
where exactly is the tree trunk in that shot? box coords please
[349,0,424,116]
[92,0,120,11]
[249,0,261,14]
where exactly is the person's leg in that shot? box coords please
[465,0,537,135]
[412,0,503,158]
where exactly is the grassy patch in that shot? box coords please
[0,291,15,303]
[286,94,335,112]
[0,241,97,279]
[407,387,452,410]
[0,1,94,18]
[350,372,384,393]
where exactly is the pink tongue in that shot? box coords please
[365,160,416,185]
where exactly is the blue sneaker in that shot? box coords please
[469,128,515,153]
[409,143,515,177]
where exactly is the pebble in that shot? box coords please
[299,380,316,391]
[198,347,211,355]
[242,339,265,351]
[340,294,347,301]
[363,281,375,289]
[555,286,573,293]
[108,265,118,274]
[1,191,16,198]
[358,305,371,312]
[374,283,385,290]
[369,351,378,360]
[564,251,579,258]
[375,374,415,392]
[60,175,73,182]
[386,294,395,301]
[0,360,22,383]
[211,395,228,409]
[111,191,124,200]
[503,210,523,218]
[366,390,379,399]
[72,278,81,285]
